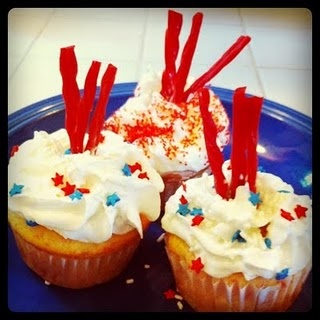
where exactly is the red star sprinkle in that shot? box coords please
[182,182,187,192]
[163,289,176,300]
[191,215,204,226]
[138,172,149,180]
[280,209,295,221]
[61,181,76,196]
[294,204,308,219]
[190,257,204,273]
[51,173,64,186]
[10,145,19,157]
[259,223,269,237]
[128,162,142,173]
[179,195,188,205]
[77,188,90,194]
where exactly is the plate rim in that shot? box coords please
[8,83,312,138]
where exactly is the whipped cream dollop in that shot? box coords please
[161,160,312,280]
[104,70,230,175]
[8,129,164,243]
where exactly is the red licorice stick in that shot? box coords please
[75,61,101,153]
[59,46,81,153]
[229,87,249,198]
[160,10,183,101]
[246,94,263,193]
[173,12,203,104]
[85,64,117,152]
[198,88,228,199]
[183,35,251,102]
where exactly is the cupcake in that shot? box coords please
[161,87,312,311]
[104,9,251,210]
[7,46,164,289]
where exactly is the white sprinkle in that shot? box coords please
[177,301,183,310]
[44,280,51,285]
[156,233,165,242]
[126,278,134,284]
[144,264,150,269]
[174,294,183,300]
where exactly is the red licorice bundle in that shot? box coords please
[199,86,263,199]
[199,88,228,199]
[160,10,251,105]
[60,46,117,154]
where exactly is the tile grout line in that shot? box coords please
[238,8,266,98]
[8,9,56,83]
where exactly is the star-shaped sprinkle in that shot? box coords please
[190,207,203,216]
[128,162,142,173]
[280,209,295,221]
[248,191,262,206]
[10,145,19,157]
[294,204,307,219]
[122,163,132,176]
[163,289,176,300]
[177,203,190,216]
[138,172,149,180]
[264,238,272,249]
[26,220,38,227]
[179,195,188,205]
[190,257,204,273]
[106,193,120,206]
[64,148,71,155]
[275,268,289,280]
[61,182,76,196]
[277,189,290,193]
[191,215,204,226]
[259,223,269,237]
[77,188,90,194]
[257,166,266,172]
[231,230,246,243]
[69,190,83,201]
[9,183,24,197]
[51,173,64,186]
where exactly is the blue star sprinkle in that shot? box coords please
[122,163,132,176]
[190,208,203,216]
[231,230,246,243]
[69,190,83,201]
[64,148,72,155]
[277,190,290,193]
[275,268,289,280]
[26,220,38,227]
[177,203,190,216]
[106,193,120,206]
[248,192,262,206]
[257,166,266,172]
[9,183,24,197]
[264,238,272,249]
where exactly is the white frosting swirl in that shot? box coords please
[161,160,312,280]
[8,129,164,243]
[105,70,230,175]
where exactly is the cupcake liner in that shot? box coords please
[165,246,311,312]
[13,230,141,289]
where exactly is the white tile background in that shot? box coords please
[8,8,312,117]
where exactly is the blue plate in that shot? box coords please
[8,83,312,312]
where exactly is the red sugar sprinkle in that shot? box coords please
[51,173,64,187]
[280,209,295,221]
[138,172,149,180]
[163,289,177,300]
[259,223,270,238]
[10,145,19,157]
[191,215,204,226]
[179,194,188,205]
[294,204,308,219]
[128,162,142,173]
[190,257,204,273]
[77,188,90,194]
[61,181,76,196]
